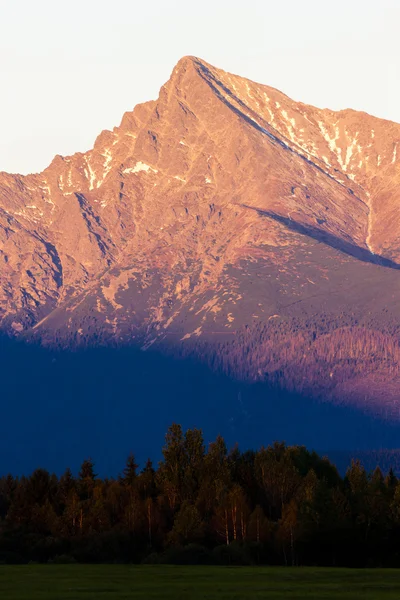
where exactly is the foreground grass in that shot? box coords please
[1,565,400,599]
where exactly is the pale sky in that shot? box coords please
[1,0,399,175]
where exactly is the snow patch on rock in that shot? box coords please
[123,162,158,174]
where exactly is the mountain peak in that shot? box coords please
[173,54,202,69]
[1,59,400,412]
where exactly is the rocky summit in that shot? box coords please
[1,56,400,416]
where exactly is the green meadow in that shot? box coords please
[1,565,400,599]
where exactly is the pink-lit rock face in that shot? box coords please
[1,57,400,413]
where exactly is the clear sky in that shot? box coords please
[1,0,399,175]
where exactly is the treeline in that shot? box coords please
[1,424,400,566]
[184,314,400,415]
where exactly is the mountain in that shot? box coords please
[1,56,400,425]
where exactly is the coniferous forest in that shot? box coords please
[1,424,400,567]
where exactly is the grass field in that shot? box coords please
[1,565,400,599]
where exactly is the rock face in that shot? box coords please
[1,56,400,414]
